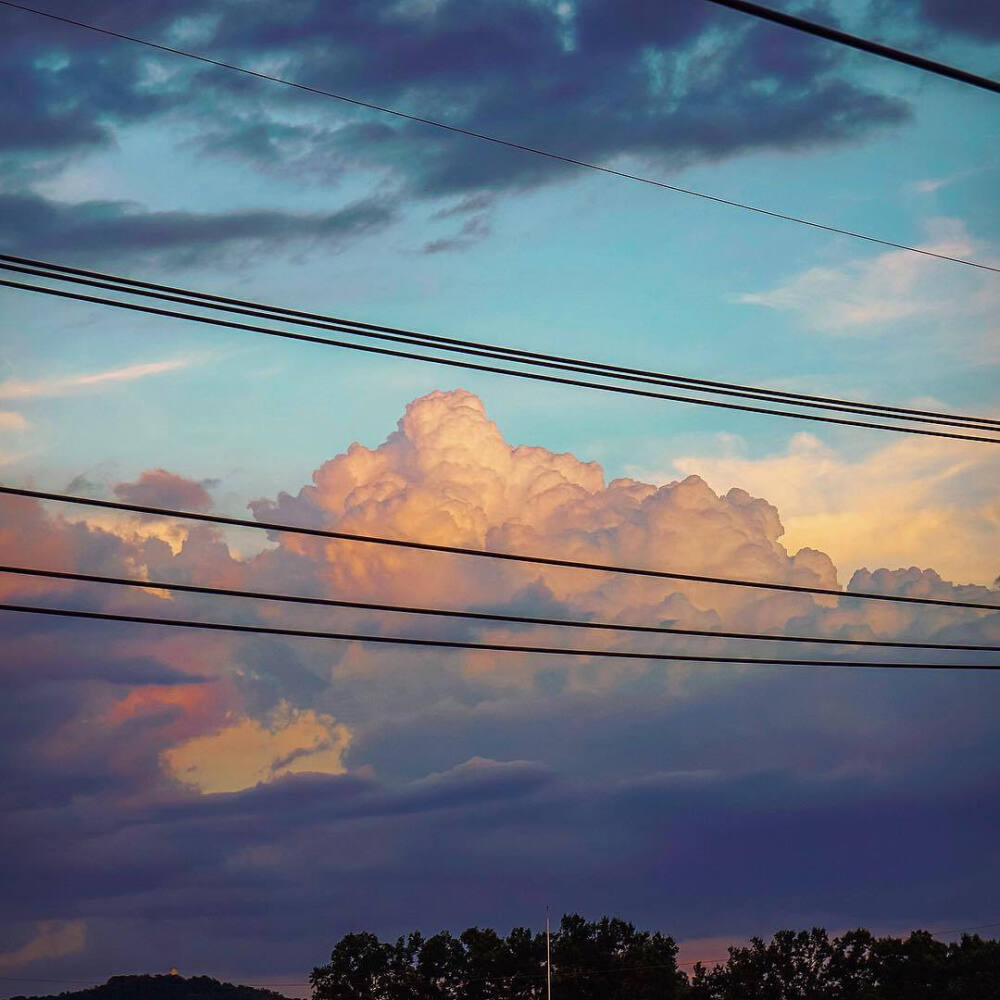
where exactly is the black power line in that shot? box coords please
[3,486,997,611]
[4,278,998,445]
[4,602,996,669]
[7,254,997,432]
[5,564,995,652]
[1,1,996,272]
[704,0,1000,95]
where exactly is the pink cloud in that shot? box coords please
[2,389,994,800]
[115,468,214,511]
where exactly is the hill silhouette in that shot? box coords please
[9,974,288,1000]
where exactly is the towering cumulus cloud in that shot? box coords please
[1,389,997,979]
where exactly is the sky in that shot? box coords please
[0,0,998,994]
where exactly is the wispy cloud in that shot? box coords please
[0,410,27,430]
[734,222,1000,370]
[906,162,996,196]
[909,177,948,194]
[0,920,87,972]
[736,220,998,341]
[0,358,194,401]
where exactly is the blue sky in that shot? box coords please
[2,7,998,493]
[0,0,998,993]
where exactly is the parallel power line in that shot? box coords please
[6,254,998,436]
[3,603,996,670]
[704,0,1000,94]
[1,0,996,272]
[5,564,995,652]
[3,278,998,445]
[3,486,997,612]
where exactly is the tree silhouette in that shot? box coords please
[312,914,683,999]
[688,928,1000,1000]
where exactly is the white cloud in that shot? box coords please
[736,219,999,345]
[667,431,999,586]
[0,920,87,972]
[909,177,947,194]
[0,358,194,401]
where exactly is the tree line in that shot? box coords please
[310,914,1000,999]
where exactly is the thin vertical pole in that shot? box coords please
[546,906,552,1000]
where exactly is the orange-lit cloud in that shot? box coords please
[0,410,27,431]
[667,431,999,586]
[114,468,215,511]
[162,702,351,794]
[3,388,995,800]
[0,920,87,972]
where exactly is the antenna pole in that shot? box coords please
[546,906,552,1000]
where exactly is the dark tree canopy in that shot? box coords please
[312,919,1000,1000]
[688,927,1000,1000]
[311,914,685,999]
[10,973,286,1000]
[10,923,999,1000]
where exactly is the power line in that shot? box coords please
[3,602,996,669]
[7,254,998,432]
[6,564,995,652]
[1,1,996,273]
[3,486,998,611]
[704,0,1000,95]
[4,278,998,445]
[932,920,1000,936]
[8,256,996,432]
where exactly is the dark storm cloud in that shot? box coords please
[0,191,395,263]
[0,1,197,173]
[2,0,992,260]
[15,0,999,263]
[0,648,205,689]
[2,0,912,197]
[3,757,998,982]
[916,0,1000,40]
[350,664,1000,789]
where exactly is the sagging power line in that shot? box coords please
[4,603,996,670]
[0,0,996,272]
[5,254,998,434]
[3,486,997,612]
[704,0,1000,94]
[3,277,998,444]
[5,564,995,652]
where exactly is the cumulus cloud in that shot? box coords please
[114,468,215,512]
[668,431,999,586]
[1,388,996,977]
[0,919,87,972]
[4,389,995,759]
